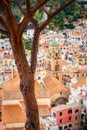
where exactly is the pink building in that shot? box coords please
[51,103,82,130]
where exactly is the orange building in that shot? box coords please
[2,75,50,130]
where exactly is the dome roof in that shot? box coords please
[50,40,58,46]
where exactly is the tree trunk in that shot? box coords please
[10,35,40,130]
[20,78,39,130]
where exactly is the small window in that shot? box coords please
[64,126,67,129]
[69,116,71,120]
[75,116,78,120]
[60,119,62,123]
[75,109,79,113]
[68,109,72,114]
[69,124,72,127]
[60,112,62,116]
[60,92,62,95]
[60,126,62,130]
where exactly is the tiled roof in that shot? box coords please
[43,75,69,95]
[59,59,68,69]
[72,77,86,88]
[2,104,26,124]
[3,54,13,59]
[79,49,87,52]
[77,69,87,73]
[3,75,20,91]
[2,75,50,99]
[38,105,50,115]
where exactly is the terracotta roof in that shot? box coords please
[77,69,86,73]
[3,75,20,91]
[71,31,82,37]
[19,101,50,115]
[59,59,68,69]
[3,54,13,59]
[2,75,50,99]
[72,77,86,88]
[2,104,26,124]
[3,75,41,91]
[79,49,87,52]
[35,89,50,98]
[0,49,9,52]
[43,75,69,95]
[34,80,41,89]
[38,105,50,115]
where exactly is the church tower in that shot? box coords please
[46,40,61,79]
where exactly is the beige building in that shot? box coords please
[46,40,61,79]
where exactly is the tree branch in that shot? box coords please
[1,0,13,16]
[39,0,76,31]
[11,0,26,15]
[31,18,39,27]
[49,0,76,19]
[30,28,40,73]
[0,16,8,30]
[0,28,9,35]
[18,0,48,37]
[26,0,31,12]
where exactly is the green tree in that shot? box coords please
[23,38,32,50]
[49,1,86,29]
[0,0,75,130]
[82,116,87,130]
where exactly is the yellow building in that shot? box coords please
[46,41,61,79]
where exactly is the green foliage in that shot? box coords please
[11,1,86,30]
[35,10,43,21]
[49,11,65,30]
[23,38,32,50]
[82,117,87,130]
[49,2,86,30]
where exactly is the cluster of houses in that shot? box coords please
[0,19,87,130]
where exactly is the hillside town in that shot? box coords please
[0,18,87,130]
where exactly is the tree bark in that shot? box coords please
[10,35,39,130]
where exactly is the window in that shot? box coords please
[82,74,84,76]
[69,124,72,127]
[60,112,62,116]
[60,92,62,95]
[55,64,59,71]
[68,109,72,114]
[60,119,62,123]
[60,126,62,130]
[69,116,71,120]
[75,116,78,120]
[64,126,67,129]
[75,109,79,113]
[77,74,79,77]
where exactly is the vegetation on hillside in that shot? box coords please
[49,2,87,30]
[12,1,87,30]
